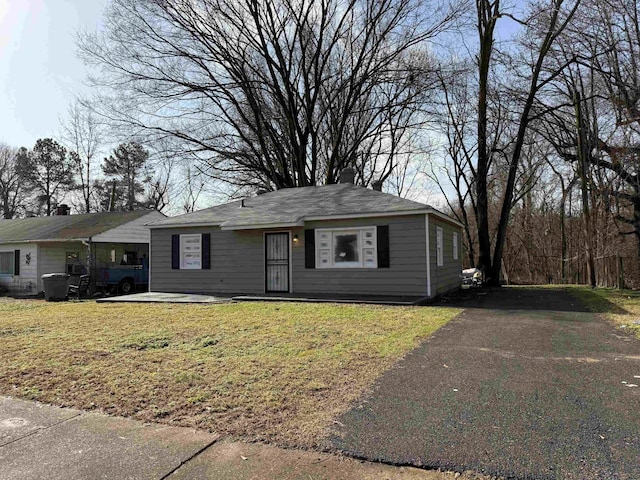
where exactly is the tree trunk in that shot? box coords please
[475,0,499,283]
[487,0,577,286]
[574,89,596,287]
[46,178,52,217]
[560,190,567,283]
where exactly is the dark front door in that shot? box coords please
[265,232,290,292]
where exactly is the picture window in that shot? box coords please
[316,227,377,268]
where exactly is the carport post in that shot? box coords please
[83,238,94,294]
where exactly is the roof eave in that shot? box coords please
[426,208,464,228]
[144,208,463,230]
[307,208,463,228]
[0,237,90,245]
[146,222,222,229]
[304,209,431,222]
[220,221,304,231]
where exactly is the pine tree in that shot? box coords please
[101,142,149,211]
[17,138,75,216]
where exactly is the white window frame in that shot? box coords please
[315,227,377,269]
[180,234,202,270]
[452,232,459,261]
[436,226,444,267]
[0,251,14,276]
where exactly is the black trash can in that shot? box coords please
[42,273,70,301]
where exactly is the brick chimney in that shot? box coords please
[339,167,355,184]
[372,180,383,192]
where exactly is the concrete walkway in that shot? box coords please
[96,291,423,305]
[96,292,233,304]
[331,288,640,479]
[0,397,479,480]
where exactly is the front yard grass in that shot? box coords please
[0,299,459,448]
[569,287,640,339]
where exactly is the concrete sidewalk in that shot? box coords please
[0,396,479,480]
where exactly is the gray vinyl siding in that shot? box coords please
[293,215,428,296]
[428,216,463,296]
[150,215,429,297]
[150,227,266,294]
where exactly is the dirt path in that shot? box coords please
[329,288,640,479]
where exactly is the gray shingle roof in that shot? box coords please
[0,210,155,244]
[148,184,436,229]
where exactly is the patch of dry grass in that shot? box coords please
[0,299,459,448]
[570,287,640,339]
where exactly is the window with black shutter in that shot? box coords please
[172,233,210,269]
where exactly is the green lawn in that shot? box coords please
[0,299,459,448]
[569,286,640,339]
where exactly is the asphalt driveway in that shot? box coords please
[330,288,640,479]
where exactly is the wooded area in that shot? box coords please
[2,0,639,287]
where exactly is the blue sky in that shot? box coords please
[0,0,105,149]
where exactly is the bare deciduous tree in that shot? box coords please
[78,0,462,191]
[61,100,103,213]
[429,65,481,267]
[0,144,24,219]
[474,0,581,284]
[143,147,175,212]
[584,0,640,255]
[180,165,206,214]
[535,0,640,265]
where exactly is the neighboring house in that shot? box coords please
[0,208,165,295]
[147,170,463,300]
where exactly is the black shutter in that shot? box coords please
[377,226,390,268]
[14,250,20,276]
[202,233,211,269]
[171,235,180,269]
[304,229,315,269]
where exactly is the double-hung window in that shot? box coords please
[0,252,14,275]
[315,227,377,268]
[452,232,459,260]
[180,234,202,269]
[436,227,444,267]
[172,233,210,270]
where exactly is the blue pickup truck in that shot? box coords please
[95,258,149,294]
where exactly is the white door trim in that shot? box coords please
[263,231,292,293]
